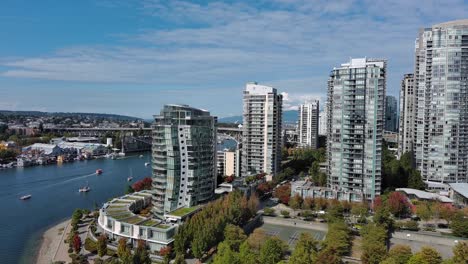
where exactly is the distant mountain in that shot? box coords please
[218,110,298,124]
[0,110,141,121]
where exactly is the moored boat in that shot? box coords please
[20,194,32,200]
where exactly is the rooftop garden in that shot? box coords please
[110,213,133,220]
[168,206,199,217]
[140,219,159,227]
[124,215,145,224]
[155,224,170,229]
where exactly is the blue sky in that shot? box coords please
[1,0,467,118]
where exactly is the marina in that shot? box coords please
[0,152,151,264]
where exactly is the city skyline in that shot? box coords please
[1,1,467,118]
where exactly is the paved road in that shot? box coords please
[262,216,329,232]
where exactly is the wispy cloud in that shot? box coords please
[1,0,467,116]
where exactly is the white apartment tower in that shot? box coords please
[327,58,386,201]
[413,20,468,183]
[242,82,283,176]
[298,101,319,148]
[398,73,415,157]
[319,105,328,136]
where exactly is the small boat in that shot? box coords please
[20,194,32,200]
[128,168,134,181]
[79,186,91,192]
[145,162,150,167]
[96,169,103,174]
[139,155,144,158]
[127,176,133,182]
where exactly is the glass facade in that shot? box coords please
[413,20,468,183]
[327,58,386,201]
[151,105,217,218]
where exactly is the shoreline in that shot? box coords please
[35,218,71,264]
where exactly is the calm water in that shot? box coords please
[0,153,152,264]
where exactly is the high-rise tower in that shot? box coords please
[327,58,386,200]
[413,20,468,183]
[241,82,282,176]
[398,73,415,157]
[151,105,217,218]
[298,101,319,148]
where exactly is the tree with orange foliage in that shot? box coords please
[274,184,291,204]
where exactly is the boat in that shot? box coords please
[144,162,150,167]
[127,168,133,181]
[20,194,32,200]
[96,169,103,174]
[79,186,91,192]
[139,155,144,158]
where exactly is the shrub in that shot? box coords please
[263,208,275,216]
[280,210,290,218]
[84,238,97,253]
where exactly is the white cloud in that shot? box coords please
[1,0,467,116]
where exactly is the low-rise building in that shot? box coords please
[396,188,453,204]
[448,183,468,207]
[291,180,363,202]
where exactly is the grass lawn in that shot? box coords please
[124,216,144,224]
[141,219,159,227]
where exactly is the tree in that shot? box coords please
[302,197,315,210]
[238,241,258,264]
[274,184,291,204]
[263,207,275,216]
[322,221,351,256]
[387,244,412,264]
[289,233,318,264]
[388,192,410,217]
[289,194,303,210]
[302,210,314,221]
[259,237,287,264]
[315,247,343,264]
[416,202,433,224]
[160,246,172,264]
[223,224,247,251]
[246,228,267,252]
[173,254,187,264]
[280,210,290,218]
[450,212,468,238]
[117,238,131,259]
[213,241,240,264]
[361,225,388,264]
[72,234,82,253]
[452,241,468,264]
[132,177,153,192]
[133,239,151,264]
[438,204,456,225]
[97,234,107,257]
[408,247,442,264]
[408,170,425,190]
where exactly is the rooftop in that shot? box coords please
[449,183,468,199]
[396,188,453,203]
[166,206,200,218]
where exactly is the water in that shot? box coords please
[0,152,152,264]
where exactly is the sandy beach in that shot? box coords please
[36,219,72,264]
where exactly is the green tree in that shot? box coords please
[408,247,442,264]
[361,225,388,264]
[173,254,187,264]
[259,237,287,264]
[450,212,468,238]
[322,221,351,256]
[452,241,468,264]
[408,170,425,190]
[416,202,433,224]
[96,234,107,257]
[238,241,258,264]
[223,224,247,251]
[387,244,412,264]
[263,207,275,216]
[289,233,318,264]
[213,241,240,264]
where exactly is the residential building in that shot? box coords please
[318,105,328,136]
[241,82,282,176]
[385,95,398,132]
[291,180,363,202]
[298,101,319,148]
[448,183,468,207]
[327,58,386,201]
[413,20,468,183]
[398,73,415,157]
[151,104,217,219]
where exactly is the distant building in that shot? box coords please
[298,101,319,148]
[396,188,453,204]
[241,82,282,176]
[327,58,386,201]
[413,20,468,183]
[151,104,217,219]
[398,73,415,157]
[385,95,398,132]
[318,105,328,136]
